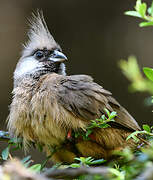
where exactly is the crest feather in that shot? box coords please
[22,11,59,57]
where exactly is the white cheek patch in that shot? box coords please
[14,57,42,78]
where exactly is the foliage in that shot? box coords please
[1,0,153,179]
[125,0,153,27]
[74,108,117,140]
[70,157,106,168]
[119,56,153,95]
[1,108,153,179]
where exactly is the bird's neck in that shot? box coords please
[13,72,52,89]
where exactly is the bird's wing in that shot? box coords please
[56,74,140,131]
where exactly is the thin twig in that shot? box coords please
[137,135,151,146]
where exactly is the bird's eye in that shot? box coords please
[35,51,44,59]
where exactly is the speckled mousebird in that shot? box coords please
[8,12,141,163]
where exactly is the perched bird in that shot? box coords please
[8,12,141,163]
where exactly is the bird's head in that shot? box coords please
[14,12,67,86]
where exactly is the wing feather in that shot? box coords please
[57,75,140,131]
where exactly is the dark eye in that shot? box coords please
[35,50,44,59]
[56,48,62,52]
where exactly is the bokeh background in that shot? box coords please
[0,0,153,162]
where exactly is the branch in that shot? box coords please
[44,166,110,179]
[135,165,153,180]
[1,159,51,180]
[1,159,110,180]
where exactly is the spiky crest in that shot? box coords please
[22,11,60,57]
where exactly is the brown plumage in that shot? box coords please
[8,12,140,163]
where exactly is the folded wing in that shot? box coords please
[57,74,140,131]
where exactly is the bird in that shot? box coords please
[8,12,141,163]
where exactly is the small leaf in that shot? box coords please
[88,159,106,165]
[99,123,109,128]
[85,157,94,162]
[139,2,147,17]
[135,0,142,12]
[125,11,142,18]
[135,0,147,18]
[2,146,10,160]
[21,156,31,164]
[74,157,82,162]
[139,21,153,27]
[24,160,33,168]
[148,2,153,16]
[126,131,140,142]
[104,108,110,117]
[29,164,42,172]
[143,67,153,81]
[9,137,22,144]
[109,111,117,119]
[101,114,105,120]
[70,163,81,168]
[133,135,140,143]
[86,129,92,137]
[109,168,125,179]
[143,124,151,133]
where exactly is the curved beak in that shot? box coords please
[48,50,68,62]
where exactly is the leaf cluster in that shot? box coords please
[125,0,153,27]
[74,109,117,140]
[119,56,153,99]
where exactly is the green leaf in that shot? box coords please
[109,111,117,119]
[21,156,31,164]
[139,21,153,27]
[104,108,110,117]
[70,163,81,168]
[86,129,92,137]
[109,168,125,179]
[88,159,106,165]
[101,114,105,120]
[148,2,153,16]
[23,159,33,168]
[135,0,142,12]
[2,146,10,160]
[135,0,147,18]
[85,157,94,162]
[99,123,109,128]
[124,11,142,18]
[143,67,153,81]
[74,157,82,162]
[139,3,147,17]
[143,124,151,133]
[126,131,140,142]
[29,164,42,172]
[8,137,22,144]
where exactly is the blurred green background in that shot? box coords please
[0,0,152,162]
